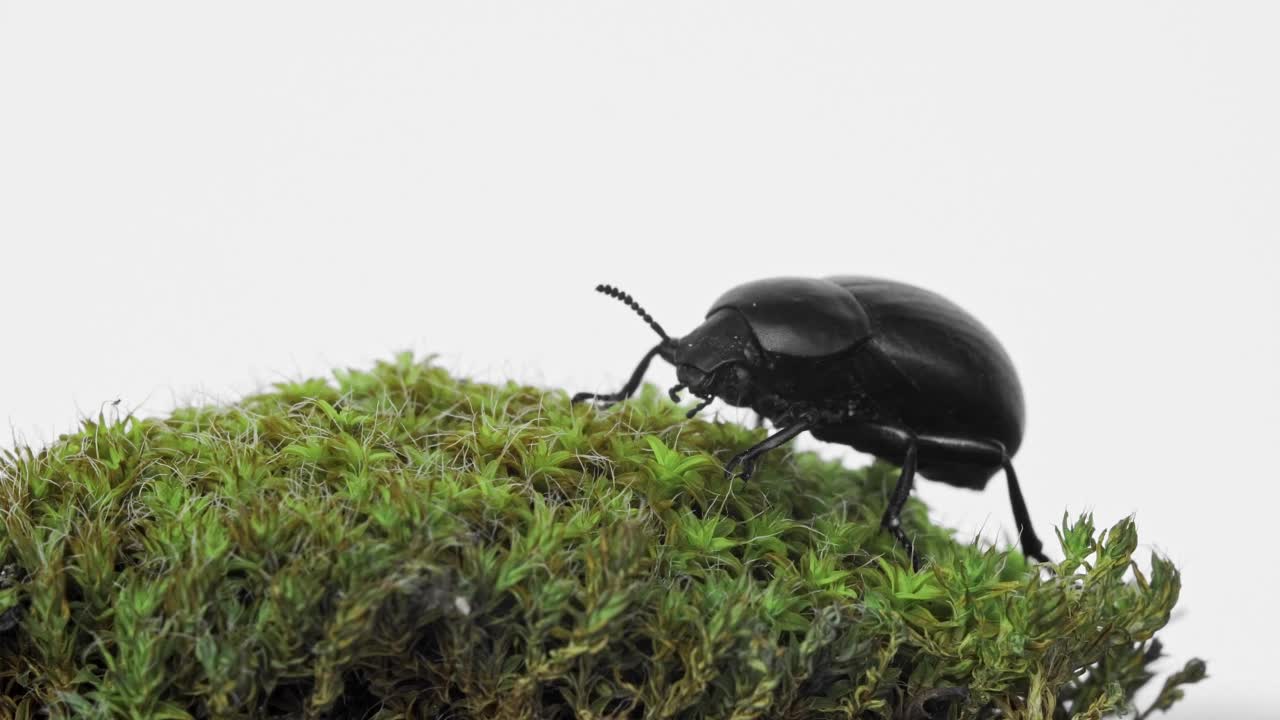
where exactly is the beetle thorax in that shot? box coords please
[751,347,883,426]
[673,309,764,407]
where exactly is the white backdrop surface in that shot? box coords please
[2,3,1277,717]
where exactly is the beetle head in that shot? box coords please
[673,308,762,408]
[590,284,763,414]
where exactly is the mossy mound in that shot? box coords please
[0,353,1203,719]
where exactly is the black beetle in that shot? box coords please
[573,277,1049,566]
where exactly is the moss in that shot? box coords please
[0,353,1203,719]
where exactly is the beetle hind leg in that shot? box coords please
[827,422,1050,566]
[911,434,1050,564]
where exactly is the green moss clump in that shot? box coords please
[0,353,1203,719]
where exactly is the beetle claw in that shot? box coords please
[724,452,755,481]
[882,522,922,571]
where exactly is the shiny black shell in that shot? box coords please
[709,276,1025,489]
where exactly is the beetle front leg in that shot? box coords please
[723,417,815,481]
[572,342,666,407]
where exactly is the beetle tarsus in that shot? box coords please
[883,518,922,571]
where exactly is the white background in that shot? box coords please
[2,3,1276,717]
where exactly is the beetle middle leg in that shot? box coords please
[816,422,925,567]
[883,441,923,570]
[723,416,815,481]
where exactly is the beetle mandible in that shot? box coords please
[572,276,1049,566]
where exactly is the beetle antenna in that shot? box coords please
[594,284,672,344]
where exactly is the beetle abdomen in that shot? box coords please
[828,276,1026,484]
